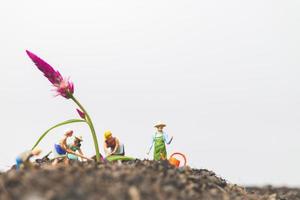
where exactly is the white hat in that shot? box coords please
[154,122,166,128]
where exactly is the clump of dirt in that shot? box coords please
[0,160,293,200]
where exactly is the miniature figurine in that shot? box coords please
[66,136,87,161]
[103,130,125,156]
[52,129,91,165]
[147,122,173,160]
[15,147,42,170]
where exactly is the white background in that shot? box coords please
[0,0,299,186]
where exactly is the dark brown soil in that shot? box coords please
[0,160,298,200]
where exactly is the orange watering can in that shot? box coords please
[168,152,187,168]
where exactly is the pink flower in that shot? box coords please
[76,108,86,119]
[26,50,74,98]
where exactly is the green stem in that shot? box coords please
[32,119,86,150]
[70,95,101,162]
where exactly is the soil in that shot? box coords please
[0,159,298,200]
[247,186,300,200]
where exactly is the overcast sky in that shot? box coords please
[0,0,299,186]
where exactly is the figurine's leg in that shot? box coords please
[52,158,59,166]
[154,143,167,160]
[113,144,125,156]
[64,158,69,165]
[121,146,125,156]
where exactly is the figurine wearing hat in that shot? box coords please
[66,136,88,161]
[147,122,173,160]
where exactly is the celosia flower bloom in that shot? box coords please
[26,50,74,98]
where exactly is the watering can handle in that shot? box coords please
[170,152,187,167]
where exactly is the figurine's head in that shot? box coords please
[75,135,83,142]
[154,122,166,132]
[74,136,83,147]
[104,130,112,140]
[32,147,42,156]
[65,129,73,137]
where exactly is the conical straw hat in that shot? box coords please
[154,122,166,128]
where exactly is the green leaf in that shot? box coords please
[106,155,135,162]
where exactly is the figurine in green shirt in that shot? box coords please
[67,136,87,161]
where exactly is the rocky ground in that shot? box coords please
[0,159,298,200]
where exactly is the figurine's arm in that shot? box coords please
[164,133,173,145]
[78,148,85,161]
[60,136,68,147]
[78,148,83,156]
[103,142,110,156]
[64,147,76,155]
[25,152,34,162]
[60,136,72,152]
[111,138,120,155]
[68,149,91,160]
[147,135,155,155]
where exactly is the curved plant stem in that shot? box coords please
[70,95,101,162]
[32,119,86,150]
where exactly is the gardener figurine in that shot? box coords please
[147,122,173,160]
[15,147,42,170]
[52,130,91,165]
[66,136,88,162]
[103,130,125,156]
